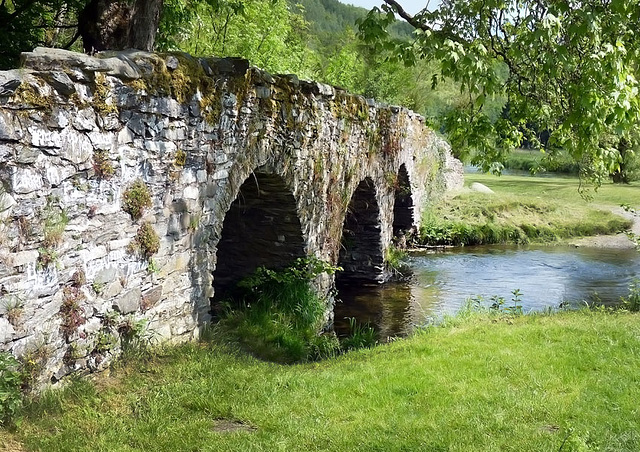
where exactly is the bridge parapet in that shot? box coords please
[0,47,462,386]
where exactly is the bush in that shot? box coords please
[60,287,86,341]
[128,222,160,260]
[93,150,115,180]
[216,257,341,363]
[622,279,640,312]
[122,179,152,220]
[0,351,24,426]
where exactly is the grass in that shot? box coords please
[212,258,374,364]
[419,173,637,245]
[2,309,639,451]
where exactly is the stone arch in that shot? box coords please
[336,177,385,283]
[392,163,414,237]
[211,170,306,304]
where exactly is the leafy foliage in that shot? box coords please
[122,179,152,220]
[622,279,640,312]
[0,0,86,69]
[60,286,86,341]
[358,0,640,185]
[216,257,341,363]
[159,0,317,77]
[128,222,160,260]
[0,351,24,426]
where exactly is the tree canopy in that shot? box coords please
[2,0,638,183]
[358,0,640,184]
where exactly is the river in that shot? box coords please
[334,245,640,339]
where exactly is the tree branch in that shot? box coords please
[381,0,431,32]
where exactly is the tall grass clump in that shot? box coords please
[215,257,341,363]
[622,279,640,312]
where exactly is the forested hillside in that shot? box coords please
[157,0,458,122]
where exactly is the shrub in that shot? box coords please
[622,279,640,312]
[37,246,58,269]
[122,179,152,220]
[0,351,24,425]
[128,222,160,260]
[93,150,115,180]
[216,257,341,363]
[42,202,68,247]
[60,287,86,341]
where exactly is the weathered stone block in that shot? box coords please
[11,250,39,267]
[11,166,44,194]
[0,318,15,342]
[93,266,118,285]
[73,109,97,132]
[0,69,25,97]
[142,285,163,309]
[113,288,141,314]
[44,71,76,96]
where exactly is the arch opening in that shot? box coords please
[336,177,384,284]
[392,164,414,238]
[211,171,305,308]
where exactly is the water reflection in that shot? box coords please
[335,245,640,339]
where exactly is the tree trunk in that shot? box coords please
[79,0,163,53]
[611,137,631,184]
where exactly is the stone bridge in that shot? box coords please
[0,48,462,385]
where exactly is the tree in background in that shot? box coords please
[0,0,86,69]
[359,0,640,184]
[79,0,163,53]
[159,0,318,78]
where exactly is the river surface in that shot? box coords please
[334,245,640,339]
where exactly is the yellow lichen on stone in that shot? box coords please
[12,81,51,111]
[92,73,118,115]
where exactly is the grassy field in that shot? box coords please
[419,173,639,245]
[2,309,639,452]
[502,148,580,174]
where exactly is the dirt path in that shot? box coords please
[569,207,640,249]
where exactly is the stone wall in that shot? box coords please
[0,47,462,387]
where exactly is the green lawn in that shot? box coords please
[4,309,640,451]
[466,172,640,207]
[419,173,638,245]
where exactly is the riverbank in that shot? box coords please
[569,206,640,248]
[419,173,639,246]
[2,309,639,451]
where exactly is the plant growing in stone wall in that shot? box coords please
[122,179,152,220]
[71,268,86,288]
[92,149,115,180]
[128,222,160,260]
[1,295,24,327]
[59,286,86,341]
[37,247,58,270]
[174,149,187,167]
[89,311,119,364]
[19,344,50,391]
[92,73,118,115]
[42,199,69,247]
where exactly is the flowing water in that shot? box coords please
[334,245,640,339]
